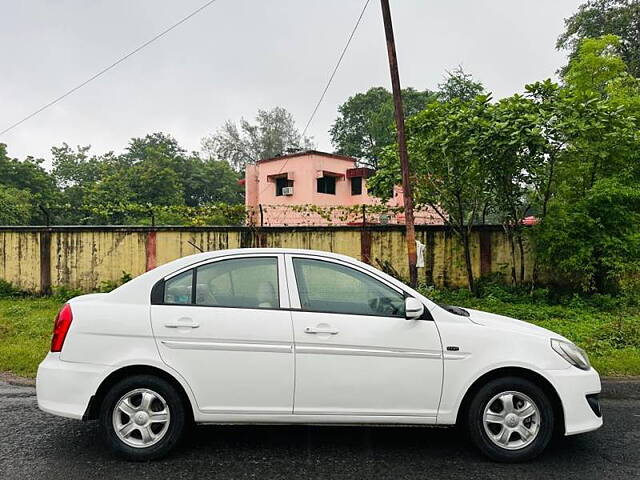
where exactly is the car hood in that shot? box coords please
[463,308,568,341]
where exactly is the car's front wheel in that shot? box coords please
[99,374,186,461]
[466,376,555,462]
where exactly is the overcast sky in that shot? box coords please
[1,0,583,167]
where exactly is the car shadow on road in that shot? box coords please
[9,399,635,480]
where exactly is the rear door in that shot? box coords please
[150,254,294,415]
[287,254,443,418]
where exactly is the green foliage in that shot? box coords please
[436,66,486,102]
[47,133,244,225]
[0,143,58,223]
[0,185,33,225]
[330,68,483,169]
[99,272,133,293]
[369,95,494,292]
[563,35,630,93]
[50,286,86,303]
[534,179,640,293]
[0,280,28,298]
[330,87,436,168]
[557,0,640,77]
[201,107,313,170]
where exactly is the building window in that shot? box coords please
[351,176,362,195]
[317,176,336,195]
[275,177,293,196]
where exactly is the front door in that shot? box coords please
[150,254,294,414]
[287,254,443,417]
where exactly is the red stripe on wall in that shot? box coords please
[145,231,157,271]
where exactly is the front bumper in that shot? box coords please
[36,352,107,420]
[546,366,603,435]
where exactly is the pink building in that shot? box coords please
[243,150,443,226]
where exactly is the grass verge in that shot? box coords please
[0,288,639,378]
[0,297,61,378]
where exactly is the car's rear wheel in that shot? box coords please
[466,376,554,462]
[99,375,186,461]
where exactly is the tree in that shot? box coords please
[534,179,640,292]
[369,96,493,293]
[0,143,57,223]
[437,66,486,102]
[202,107,313,170]
[564,35,631,93]
[529,37,640,293]
[557,0,640,77]
[330,87,436,168]
[49,133,243,225]
[0,185,32,225]
[124,134,186,207]
[181,156,243,206]
[482,95,545,285]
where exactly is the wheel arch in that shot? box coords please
[83,364,195,423]
[454,366,565,435]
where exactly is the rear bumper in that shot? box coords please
[546,366,603,435]
[36,352,107,420]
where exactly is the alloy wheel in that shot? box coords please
[112,388,171,448]
[482,390,540,450]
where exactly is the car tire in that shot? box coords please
[99,374,186,461]
[466,376,554,462]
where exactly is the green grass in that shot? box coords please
[0,297,62,377]
[0,287,639,378]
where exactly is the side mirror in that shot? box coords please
[405,297,424,320]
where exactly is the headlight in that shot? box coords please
[551,339,591,370]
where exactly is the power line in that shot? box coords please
[255,0,370,200]
[301,0,371,138]
[0,0,220,137]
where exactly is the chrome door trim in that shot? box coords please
[161,339,293,354]
[295,343,442,359]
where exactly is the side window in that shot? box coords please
[164,270,194,305]
[195,257,279,309]
[292,258,405,317]
[275,177,293,196]
[351,176,362,195]
[316,176,336,194]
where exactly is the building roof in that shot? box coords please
[257,150,357,164]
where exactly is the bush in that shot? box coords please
[533,178,640,294]
[99,271,133,293]
[0,280,28,298]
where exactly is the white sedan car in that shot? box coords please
[36,248,602,462]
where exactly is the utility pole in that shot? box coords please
[380,0,418,287]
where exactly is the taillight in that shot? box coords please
[51,304,73,352]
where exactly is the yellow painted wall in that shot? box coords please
[0,227,532,292]
[0,231,41,291]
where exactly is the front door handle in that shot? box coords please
[165,321,200,329]
[304,326,339,335]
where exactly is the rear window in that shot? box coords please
[195,257,279,309]
[164,270,193,305]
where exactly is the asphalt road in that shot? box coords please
[1,381,638,480]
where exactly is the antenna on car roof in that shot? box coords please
[187,241,204,253]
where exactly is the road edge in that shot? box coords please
[600,377,640,400]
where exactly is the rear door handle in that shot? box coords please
[165,321,200,329]
[304,327,339,335]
